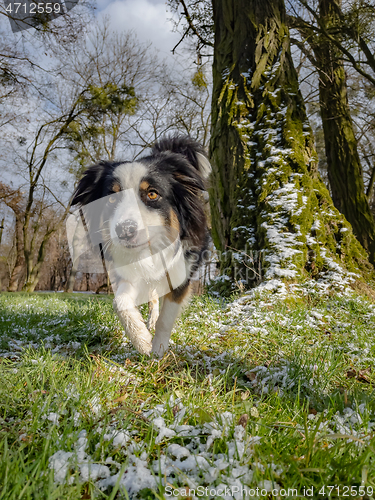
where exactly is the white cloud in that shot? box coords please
[98,0,182,58]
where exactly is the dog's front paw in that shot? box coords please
[123,327,153,356]
[135,338,153,355]
[151,338,168,358]
[113,297,153,356]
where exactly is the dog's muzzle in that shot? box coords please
[115,219,138,242]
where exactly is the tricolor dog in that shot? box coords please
[71,136,210,356]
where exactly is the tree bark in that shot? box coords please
[313,0,375,264]
[65,263,77,293]
[7,216,25,291]
[209,0,372,292]
[23,227,59,292]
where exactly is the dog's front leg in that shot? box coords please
[151,284,191,357]
[113,281,153,355]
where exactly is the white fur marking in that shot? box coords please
[196,152,211,179]
[113,281,153,355]
[151,289,191,357]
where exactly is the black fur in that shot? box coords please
[71,135,210,279]
[71,161,122,206]
[141,153,207,245]
[151,135,207,176]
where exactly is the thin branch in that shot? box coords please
[290,37,318,67]
[178,0,214,48]
[172,26,191,54]
[292,0,375,86]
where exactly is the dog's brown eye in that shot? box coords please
[109,196,117,203]
[147,191,159,201]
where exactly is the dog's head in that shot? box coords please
[71,136,211,261]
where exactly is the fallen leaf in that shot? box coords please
[357,369,371,383]
[250,407,259,418]
[245,371,256,381]
[241,390,250,400]
[238,413,249,428]
[346,368,371,383]
[114,394,129,403]
[346,369,357,379]
[20,435,32,443]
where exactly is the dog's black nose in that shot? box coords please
[115,220,138,240]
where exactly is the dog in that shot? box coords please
[71,136,211,356]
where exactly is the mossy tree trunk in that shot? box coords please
[209,0,372,292]
[290,0,375,265]
[23,228,57,293]
[315,0,375,264]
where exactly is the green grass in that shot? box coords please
[1,289,375,499]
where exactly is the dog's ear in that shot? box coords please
[72,161,115,206]
[152,135,211,180]
[151,137,209,244]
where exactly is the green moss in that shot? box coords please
[209,0,375,292]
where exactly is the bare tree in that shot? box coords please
[0,44,113,291]
[0,0,94,92]
[52,21,162,172]
[0,183,26,290]
[127,62,211,154]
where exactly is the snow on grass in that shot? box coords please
[43,395,267,495]
[1,288,375,498]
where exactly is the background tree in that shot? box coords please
[55,23,155,175]
[0,29,126,292]
[127,62,211,152]
[53,23,158,292]
[167,0,214,58]
[287,0,375,263]
[173,0,373,290]
[0,183,25,291]
[164,64,211,147]
[10,89,92,292]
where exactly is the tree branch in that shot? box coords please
[178,0,214,48]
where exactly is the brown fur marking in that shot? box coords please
[169,208,180,233]
[140,181,150,191]
[167,281,191,304]
[148,297,158,309]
